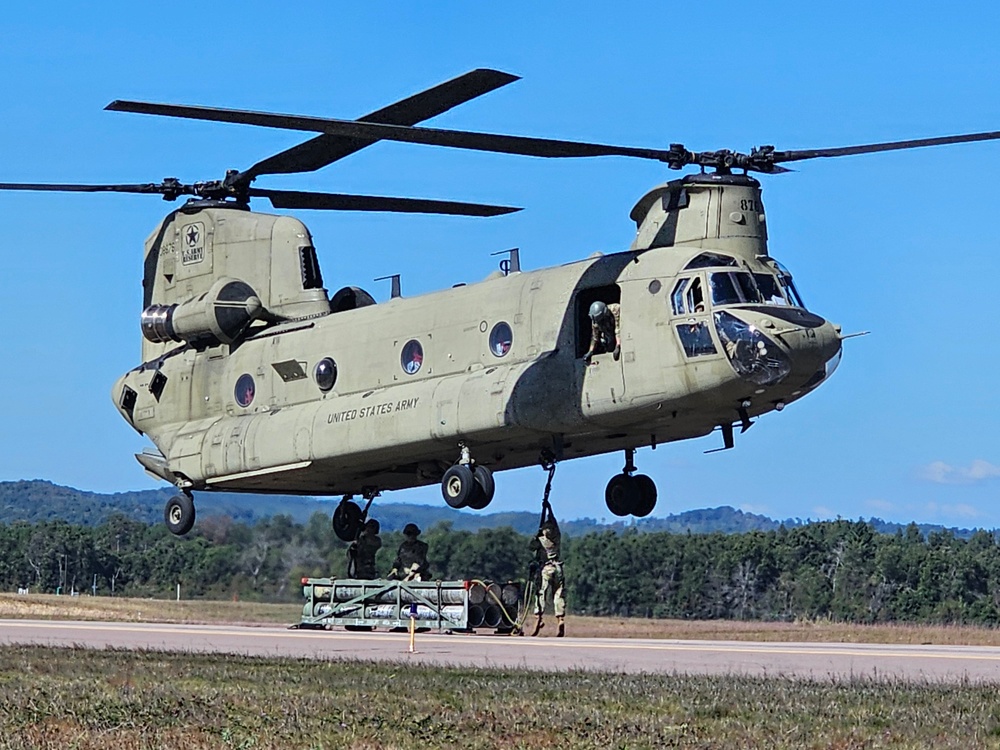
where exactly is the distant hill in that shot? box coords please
[0,480,979,538]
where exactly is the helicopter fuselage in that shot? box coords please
[113,173,842,501]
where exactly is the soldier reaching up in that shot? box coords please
[530,498,565,637]
[349,518,382,579]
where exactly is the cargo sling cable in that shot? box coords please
[514,455,558,634]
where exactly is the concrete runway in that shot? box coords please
[2,619,1000,682]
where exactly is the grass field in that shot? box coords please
[3,596,1000,747]
[1,645,998,749]
[4,592,1000,646]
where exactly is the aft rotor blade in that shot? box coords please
[105,101,678,162]
[0,181,172,194]
[238,69,521,181]
[250,188,521,216]
[773,130,1000,163]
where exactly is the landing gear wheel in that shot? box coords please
[164,494,195,536]
[632,474,657,518]
[467,465,495,510]
[605,474,639,517]
[442,464,475,509]
[332,500,363,542]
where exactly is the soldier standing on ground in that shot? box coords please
[349,518,382,579]
[530,498,565,637]
[389,523,430,581]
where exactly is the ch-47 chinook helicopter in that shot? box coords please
[4,69,1000,541]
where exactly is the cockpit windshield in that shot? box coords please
[753,273,790,306]
[710,272,763,306]
[772,261,805,307]
[750,260,806,308]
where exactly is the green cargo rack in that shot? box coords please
[299,577,522,632]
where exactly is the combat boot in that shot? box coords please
[530,615,544,636]
[556,616,565,637]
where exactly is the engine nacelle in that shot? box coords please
[141,277,263,346]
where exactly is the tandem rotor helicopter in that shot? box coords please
[4,69,999,540]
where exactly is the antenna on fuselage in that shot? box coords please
[375,274,402,299]
[491,247,520,275]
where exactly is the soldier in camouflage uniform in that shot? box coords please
[349,518,382,579]
[389,523,430,581]
[529,498,565,637]
[583,300,621,363]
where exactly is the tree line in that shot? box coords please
[2,514,999,625]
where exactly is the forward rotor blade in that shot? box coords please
[0,181,170,194]
[773,130,1000,163]
[249,188,521,216]
[238,69,521,181]
[105,101,677,162]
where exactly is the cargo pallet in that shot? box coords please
[298,577,522,632]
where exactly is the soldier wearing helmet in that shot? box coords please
[349,518,382,579]
[389,523,431,581]
[529,498,565,637]
[583,299,621,363]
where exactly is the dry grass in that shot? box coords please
[565,615,1000,645]
[5,593,1000,646]
[1,646,999,749]
[0,593,297,626]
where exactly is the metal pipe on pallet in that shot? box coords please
[483,604,503,629]
[468,582,487,605]
[467,604,485,628]
[325,583,465,605]
[364,604,464,620]
[501,583,521,608]
[486,582,502,604]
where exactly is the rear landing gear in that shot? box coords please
[604,449,657,518]
[164,492,195,535]
[441,443,495,510]
[468,465,495,510]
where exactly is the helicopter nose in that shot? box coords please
[714,308,841,391]
[766,315,842,387]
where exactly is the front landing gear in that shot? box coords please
[164,492,195,535]
[604,449,657,518]
[441,444,495,510]
[332,498,363,542]
[332,488,379,542]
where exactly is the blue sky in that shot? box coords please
[0,2,998,528]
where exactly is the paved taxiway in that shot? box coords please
[1,619,999,682]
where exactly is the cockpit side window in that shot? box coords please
[671,274,716,356]
[685,277,705,313]
[677,321,717,357]
[670,279,689,315]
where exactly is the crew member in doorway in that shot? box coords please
[584,300,621,363]
[389,523,430,581]
[348,519,382,579]
[530,498,565,637]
